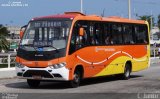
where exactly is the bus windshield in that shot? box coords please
[20,19,72,51]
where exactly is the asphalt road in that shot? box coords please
[0,63,160,99]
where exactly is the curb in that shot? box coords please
[150,57,160,64]
[0,67,16,79]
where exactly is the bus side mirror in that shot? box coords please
[20,25,27,39]
[20,30,24,39]
[79,28,84,36]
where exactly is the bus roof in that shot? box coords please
[32,12,146,24]
[32,12,83,20]
[102,16,146,24]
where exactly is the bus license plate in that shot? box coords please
[32,75,42,80]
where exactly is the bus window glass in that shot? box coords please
[135,25,148,44]
[104,24,113,45]
[123,25,134,44]
[111,24,123,44]
[21,20,71,51]
[94,23,103,45]
[71,21,91,50]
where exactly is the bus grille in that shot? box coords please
[23,70,53,78]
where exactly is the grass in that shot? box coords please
[0,64,15,68]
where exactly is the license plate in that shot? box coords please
[32,75,42,80]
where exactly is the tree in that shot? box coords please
[0,24,9,52]
[137,15,154,29]
[157,14,160,29]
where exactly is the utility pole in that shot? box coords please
[150,11,153,40]
[128,0,131,19]
[150,11,156,58]
[151,11,153,31]
[81,0,83,13]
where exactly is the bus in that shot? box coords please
[16,12,150,88]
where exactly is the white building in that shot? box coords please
[7,26,21,39]
[6,26,21,51]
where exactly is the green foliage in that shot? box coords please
[157,14,160,30]
[137,15,154,29]
[0,24,10,51]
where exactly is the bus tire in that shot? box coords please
[122,63,131,80]
[27,79,40,88]
[70,70,81,88]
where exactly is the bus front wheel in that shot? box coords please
[70,70,81,88]
[27,79,40,88]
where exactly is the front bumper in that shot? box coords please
[16,66,69,81]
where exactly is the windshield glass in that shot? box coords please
[20,19,72,51]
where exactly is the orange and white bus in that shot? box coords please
[16,12,150,88]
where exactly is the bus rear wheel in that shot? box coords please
[122,63,131,80]
[70,70,81,88]
[27,79,40,88]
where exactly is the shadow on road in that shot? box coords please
[80,75,142,86]
[5,75,143,89]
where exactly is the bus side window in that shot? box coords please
[89,24,95,45]
[104,24,113,45]
[71,21,89,50]
[91,23,104,45]
[123,25,134,44]
[134,25,148,44]
[75,27,88,48]
[111,24,123,45]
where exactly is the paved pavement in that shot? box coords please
[0,63,160,99]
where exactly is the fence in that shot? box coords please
[150,46,160,57]
[0,53,16,68]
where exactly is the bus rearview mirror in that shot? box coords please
[20,25,27,39]
[20,30,24,39]
[79,28,84,36]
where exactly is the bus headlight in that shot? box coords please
[49,62,66,69]
[15,62,25,68]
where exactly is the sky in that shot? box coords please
[0,0,160,26]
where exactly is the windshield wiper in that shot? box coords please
[20,44,33,46]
